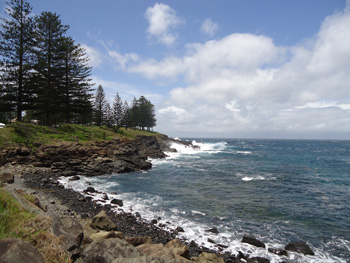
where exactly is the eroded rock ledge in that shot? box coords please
[0,134,185,177]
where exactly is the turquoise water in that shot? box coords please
[63,139,350,262]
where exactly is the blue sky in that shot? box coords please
[2,0,350,139]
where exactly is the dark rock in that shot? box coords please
[216,244,229,249]
[285,241,315,256]
[242,235,266,248]
[0,237,45,263]
[207,238,216,244]
[189,240,199,249]
[83,187,96,193]
[175,226,184,233]
[135,212,141,218]
[268,247,288,256]
[0,173,14,184]
[247,257,270,263]
[206,227,219,234]
[33,197,47,212]
[110,198,123,206]
[102,193,109,200]
[151,219,158,224]
[69,175,80,181]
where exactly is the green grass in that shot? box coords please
[0,188,35,239]
[0,122,162,147]
[0,188,71,262]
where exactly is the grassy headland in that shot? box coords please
[0,122,160,147]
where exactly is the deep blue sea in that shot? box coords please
[61,138,350,262]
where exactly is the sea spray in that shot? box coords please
[59,138,350,262]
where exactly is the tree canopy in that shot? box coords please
[0,0,157,131]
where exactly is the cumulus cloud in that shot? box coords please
[145,3,184,46]
[110,3,350,138]
[200,18,219,36]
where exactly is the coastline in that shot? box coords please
[0,136,323,263]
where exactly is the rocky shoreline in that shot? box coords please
[0,135,316,263]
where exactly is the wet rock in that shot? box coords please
[111,198,123,206]
[83,187,96,194]
[205,227,219,234]
[81,238,143,263]
[242,235,266,248]
[69,175,80,181]
[175,226,184,233]
[90,210,116,231]
[285,241,314,256]
[247,257,270,263]
[0,237,45,263]
[268,247,288,256]
[207,238,216,244]
[0,172,14,184]
[151,219,158,224]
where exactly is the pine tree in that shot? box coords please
[0,0,36,121]
[122,100,130,129]
[104,103,113,127]
[129,97,139,129]
[112,93,124,127]
[59,36,93,123]
[94,85,107,126]
[32,11,69,125]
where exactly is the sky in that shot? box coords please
[1,0,350,139]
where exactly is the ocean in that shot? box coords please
[60,138,350,262]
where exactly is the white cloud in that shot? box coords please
[145,3,184,46]
[81,44,104,68]
[107,3,350,139]
[200,18,219,36]
[91,76,163,105]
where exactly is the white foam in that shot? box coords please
[242,176,266,181]
[58,174,348,263]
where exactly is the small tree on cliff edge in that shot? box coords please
[94,85,107,126]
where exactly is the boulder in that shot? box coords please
[192,252,224,263]
[90,231,124,242]
[81,238,143,263]
[138,242,191,262]
[111,198,123,206]
[0,173,14,184]
[90,210,116,231]
[51,216,84,254]
[0,237,45,263]
[164,239,190,260]
[242,235,266,248]
[205,227,219,234]
[126,236,152,246]
[285,241,314,256]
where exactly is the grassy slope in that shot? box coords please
[0,188,71,262]
[0,122,161,147]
